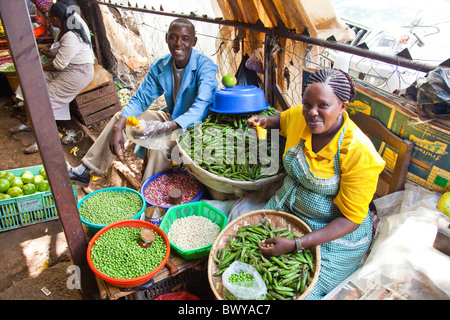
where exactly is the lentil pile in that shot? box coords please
[143,172,201,207]
[79,190,143,225]
[90,227,167,279]
[168,215,220,249]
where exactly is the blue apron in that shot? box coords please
[264,124,373,299]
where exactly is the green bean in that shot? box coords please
[179,107,283,181]
[212,219,316,300]
[270,256,289,270]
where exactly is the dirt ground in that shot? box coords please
[0,92,211,301]
[0,94,121,300]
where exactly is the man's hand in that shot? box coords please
[109,117,127,156]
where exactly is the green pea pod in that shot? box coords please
[300,266,307,294]
[270,256,289,269]
[304,249,314,271]
[268,290,287,300]
[219,251,237,268]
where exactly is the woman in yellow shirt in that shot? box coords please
[248,68,385,299]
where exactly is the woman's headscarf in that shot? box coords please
[35,0,53,11]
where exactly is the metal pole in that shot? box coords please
[94,0,438,74]
[0,0,98,299]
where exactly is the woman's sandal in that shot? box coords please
[24,142,39,154]
[8,124,32,134]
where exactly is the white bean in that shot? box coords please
[168,216,220,249]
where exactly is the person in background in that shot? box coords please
[247,68,385,299]
[8,2,95,154]
[39,0,86,57]
[68,18,218,187]
[30,0,54,38]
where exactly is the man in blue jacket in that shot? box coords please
[69,18,218,186]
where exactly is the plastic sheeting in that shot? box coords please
[357,183,450,299]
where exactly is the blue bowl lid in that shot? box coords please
[210,85,269,114]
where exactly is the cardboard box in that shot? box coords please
[348,80,450,193]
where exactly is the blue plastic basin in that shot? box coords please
[140,170,204,210]
[78,187,146,234]
[210,85,269,114]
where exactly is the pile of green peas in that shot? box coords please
[90,227,167,279]
[79,191,143,225]
[229,271,255,283]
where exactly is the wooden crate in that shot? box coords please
[71,81,121,126]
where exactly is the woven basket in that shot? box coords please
[207,210,321,300]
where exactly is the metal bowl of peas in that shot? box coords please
[78,187,146,234]
[87,219,170,288]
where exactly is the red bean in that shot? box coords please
[144,172,201,207]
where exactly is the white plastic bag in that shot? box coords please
[125,120,172,151]
[222,261,267,300]
[358,183,450,299]
[227,191,269,223]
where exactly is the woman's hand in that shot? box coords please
[247,113,281,130]
[258,236,296,257]
[247,115,268,129]
[42,59,56,71]
[40,48,56,58]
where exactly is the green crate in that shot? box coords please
[0,164,77,232]
[159,201,228,260]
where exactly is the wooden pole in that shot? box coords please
[0,0,99,299]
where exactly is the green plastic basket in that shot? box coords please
[0,164,77,232]
[159,201,228,260]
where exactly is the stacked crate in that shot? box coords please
[70,80,121,126]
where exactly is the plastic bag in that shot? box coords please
[222,261,267,300]
[357,183,450,299]
[125,119,172,151]
[416,66,450,106]
[245,48,264,74]
[227,191,270,223]
[235,54,263,89]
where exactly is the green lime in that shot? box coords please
[0,179,10,193]
[7,186,23,198]
[3,172,15,183]
[33,175,44,186]
[39,168,47,180]
[36,210,46,219]
[37,180,50,192]
[222,73,237,87]
[0,171,6,179]
[11,178,24,189]
[437,192,450,217]
[22,183,37,195]
[21,171,34,184]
